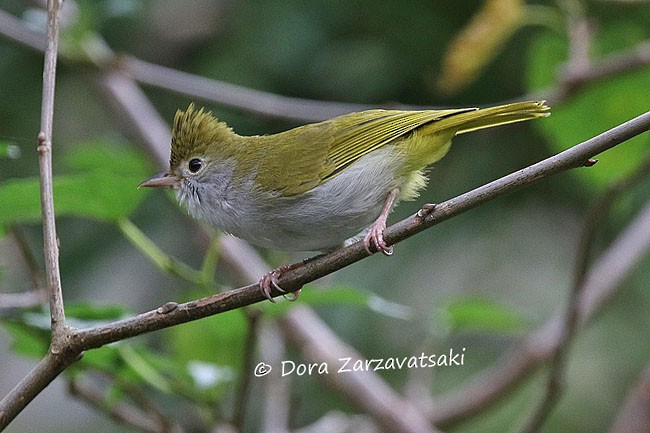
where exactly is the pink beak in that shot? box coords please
[139,172,179,189]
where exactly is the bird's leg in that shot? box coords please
[363,188,399,256]
[259,262,304,302]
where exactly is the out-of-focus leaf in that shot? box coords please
[0,142,152,232]
[167,308,247,368]
[187,360,235,391]
[0,141,21,160]
[132,344,233,404]
[441,297,524,333]
[527,30,650,192]
[0,320,50,358]
[118,344,174,394]
[437,0,525,95]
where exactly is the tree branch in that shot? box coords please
[0,351,76,429]
[48,109,646,350]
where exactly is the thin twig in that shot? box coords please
[37,0,66,339]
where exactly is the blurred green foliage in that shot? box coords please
[0,143,152,236]
[0,1,649,433]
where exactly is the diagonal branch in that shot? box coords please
[67,109,650,349]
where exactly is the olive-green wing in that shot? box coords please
[266,108,474,196]
[320,108,474,181]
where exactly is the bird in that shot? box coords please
[140,100,549,300]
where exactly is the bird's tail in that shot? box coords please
[425,100,550,136]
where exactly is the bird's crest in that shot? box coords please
[170,103,236,169]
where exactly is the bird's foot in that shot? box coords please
[259,263,302,302]
[363,219,393,256]
[363,188,399,256]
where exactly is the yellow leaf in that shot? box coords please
[437,0,524,95]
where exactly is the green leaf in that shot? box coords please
[123,344,233,404]
[0,319,50,358]
[441,297,524,334]
[527,29,650,192]
[118,345,174,394]
[74,344,122,373]
[0,141,153,231]
[166,308,248,368]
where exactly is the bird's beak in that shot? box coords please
[138,172,179,189]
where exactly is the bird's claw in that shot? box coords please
[259,266,302,302]
[363,222,393,256]
[259,270,284,303]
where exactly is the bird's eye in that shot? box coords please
[188,158,203,173]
